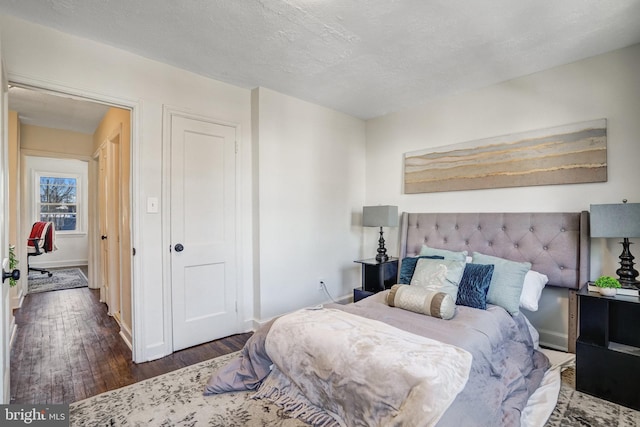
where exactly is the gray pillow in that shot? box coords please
[471,252,531,315]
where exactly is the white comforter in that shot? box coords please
[254,308,473,427]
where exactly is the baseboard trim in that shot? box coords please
[10,290,24,311]
[143,344,171,363]
[28,260,88,269]
[538,328,569,352]
[9,317,17,348]
[249,293,353,331]
[119,328,133,351]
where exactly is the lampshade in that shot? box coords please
[363,205,398,228]
[590,203,640,238]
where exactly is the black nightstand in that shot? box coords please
[353,288,374,302]
[354,257,398,293]
[576,286,640,410]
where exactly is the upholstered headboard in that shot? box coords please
[399,212,590,289]
[398,211,590,352]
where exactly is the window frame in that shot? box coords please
[34,171,84,234]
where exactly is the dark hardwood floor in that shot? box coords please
[10,275,252,404]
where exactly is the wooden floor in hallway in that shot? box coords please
[10,273,251,405]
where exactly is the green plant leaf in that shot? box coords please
[594,275,621,289]
[8,245,19,287]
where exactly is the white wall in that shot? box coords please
[0,14,367,359]
[0,14,253,362]
[253,88,366,320]
[23,156,89,268]
[365,44,640,350]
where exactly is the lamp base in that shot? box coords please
[617,238,640,289]
[375,226,388,263]
[375,253,389,263]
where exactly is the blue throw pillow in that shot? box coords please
[398,255,444,284]
[456,263,494,310]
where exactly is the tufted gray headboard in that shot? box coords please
[399,212,590,289]
[398,211,590,352]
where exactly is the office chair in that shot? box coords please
[27,221,55,277]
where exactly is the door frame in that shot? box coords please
[161,106,244,356]
[1,56,11,403]
[92,145,106,303]
[93,126,123,320]
[7,75,143,362]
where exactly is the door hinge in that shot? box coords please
[235,301,238,313]
[235,140,238,154]
[132,247,136,256]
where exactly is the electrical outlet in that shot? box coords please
[318,279,324,291]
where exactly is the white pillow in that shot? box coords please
[410,257,466,300]
[519,270,548,312]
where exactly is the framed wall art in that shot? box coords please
[403,119,607,194]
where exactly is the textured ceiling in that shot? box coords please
[1,0,640,121]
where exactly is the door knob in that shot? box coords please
[2,269,20,283]
[174,243,184,252]
[101,235,108,240]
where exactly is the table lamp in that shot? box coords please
[590,200,640,288]
[363,205,398,262]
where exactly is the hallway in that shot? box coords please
[10,280,250,404]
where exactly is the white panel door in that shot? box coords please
[170,115,238,351]
[0,54,11,402]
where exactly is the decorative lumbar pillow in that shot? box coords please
[398,255,445,284]
[519,270,549,312]
[456,263,494,310]
[471,252,531,315]
[409,257,466,300]
[419,245,468,262]
[387,284,456,320]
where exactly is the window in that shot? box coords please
[31,157,87,235]
[39,176,78,231]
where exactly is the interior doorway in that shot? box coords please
[7,84,134,348]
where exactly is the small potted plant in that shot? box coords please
[594,275,621,296]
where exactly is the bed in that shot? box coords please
[205,211,590,427]
[398,211,590,353]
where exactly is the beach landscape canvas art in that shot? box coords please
[404,119,607,194]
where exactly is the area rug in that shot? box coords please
[28,268,88,294]
[545,368,640,427]
[70,352,305,427]
[69,352,640,427]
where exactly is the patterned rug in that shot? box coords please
[28,268,88,294]
[69,352,640,427]
[70,352,305,427]
[546,369,640,426]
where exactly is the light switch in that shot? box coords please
[147,197,159,213]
